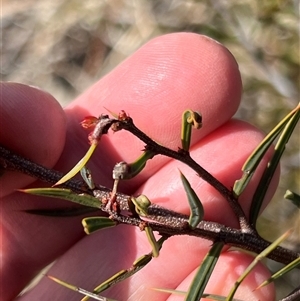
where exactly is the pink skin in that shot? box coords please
[0,33,276,300]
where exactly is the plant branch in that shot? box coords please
[113,116,252,232]
[1,144,299,266]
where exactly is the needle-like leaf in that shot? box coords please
[225,230,292,301]
[233,103,300,198]
[54,143,97,186]
[24,207,98,217]
[131,195,151,216]
[81,236,168,301]
[82,217,116,234]
[284,190,300,209]
[80,166,95,189]
[144,226,160,257]
[47,275,115,301]
[124,150,156,179]
[256,256,300,290]
[103,107,119,118]
[185,241,224,301]
[21,188,101,208]
[181,110,202,152]
[180,171,204,229]
[249,104,300,225]
[152,288,244,301]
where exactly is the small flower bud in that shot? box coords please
[112,161,129,180]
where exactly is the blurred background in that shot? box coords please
[1,0,299,298]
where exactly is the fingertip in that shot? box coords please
[64,33,242,189]
[0,82,66,195]
[71,33,242,144]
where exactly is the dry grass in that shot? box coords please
[2,0,299,297]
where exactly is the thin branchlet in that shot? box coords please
[112,116,253,232]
